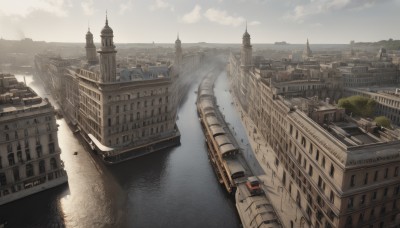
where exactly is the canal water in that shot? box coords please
[214,71,265,176]
[0,72,240,228]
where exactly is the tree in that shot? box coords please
[338,95,376,117]
[374,116,391,129]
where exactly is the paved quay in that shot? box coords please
[229,90,305,228]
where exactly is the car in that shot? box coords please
[245,176,263,196]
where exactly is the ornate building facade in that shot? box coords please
[229,29,400,228]
[0,74,67,205]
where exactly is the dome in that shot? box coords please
[101,24,113,35]
[101,16,113,35]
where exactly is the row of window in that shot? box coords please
[108,123,169,146]
[0,142,55,169]
[3,124,52,142]
[349,166,399,188]
[109,97,170,115]
[2,116,52,131]
[107,88,169,102]
[347,185,400,209]
[0,158,58,186]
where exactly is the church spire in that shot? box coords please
[105,10,108,26]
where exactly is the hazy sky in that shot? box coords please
[0,0,399,44]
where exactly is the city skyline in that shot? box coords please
[0,0,400,44]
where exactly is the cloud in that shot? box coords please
[0,0,71,17]
[181,5,202,24]
[249,20,261,26]
[204,8,245,27]
[285,0,394,22]
[81,0,94,16]
[119,0,134,14]
[149,0,174,11]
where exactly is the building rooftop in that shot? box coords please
[287,96,399,148]
[0,74,50,117]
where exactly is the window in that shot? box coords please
[374,171,378,181]
[350,175,355,187]
[17,151,22,162]
[8,153,15,166]
[318,176,323,189]
[116,105,119,113]
[364,173,368,185]
[359,213,364,223]
[384,188,388,197]
[26,164,34,177]
[348,197,354,209]
[49,143,55,154]
[360,195,365,205]
[370,208,375,218]
[50,158,57,170]
[322,156,326,168]
[330,190,334,203]
[372,191,377,200]
[39,160,46,174]
[330,164,335,177]
[308,165,313,176]
[384,168,388,178]
[0,173,7,186]
[395,167,399,177]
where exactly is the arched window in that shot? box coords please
[5,133,9,141]
[26,164,34,177]
[50,158,58,170]
[39,160,46,174]
[8,153,15,166]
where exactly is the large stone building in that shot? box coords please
[229,29,400,228]
[0,74,67,205]
[74,16,181,163]
[33,14,208,164]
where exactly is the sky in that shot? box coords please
[0,0,399,44]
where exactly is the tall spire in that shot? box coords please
[105,10,108,26]
[245,20,247,32]
[177,32,179,40]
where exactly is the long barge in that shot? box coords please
[196,69,282,227]
[197,70,246,193]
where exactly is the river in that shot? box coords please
[0,71,241,228]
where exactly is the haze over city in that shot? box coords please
[1,0,400,43]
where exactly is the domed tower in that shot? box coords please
[98,13,117,83]
[174,33,182,72]
[85,27,98,65]
[241,24,252,67]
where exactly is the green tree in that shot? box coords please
[338,95,376,117]
[374,116,391,129]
